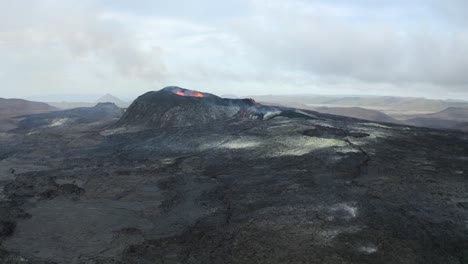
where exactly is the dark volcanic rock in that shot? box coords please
[0,221,15,237]
[303,125,370,139]
[39,184,85,200]
[0,87,467,264]
[0,248,57,264]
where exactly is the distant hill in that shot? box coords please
[254,98,400,124]
[406,118,464,130]
[0,98,58,131]
[97,94,128,107]
[408,107,468,122]
[15,103,124,131]
[312,106,400,124]
[47,102,97,109]
[25,94,102,102]
[0,98,57,117]
[256,96,468,132]
[45,94,130,109]
[405,107,468,131]
[252,95,468,114]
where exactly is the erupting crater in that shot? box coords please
[166,87,205,98]
[114,86,314,129]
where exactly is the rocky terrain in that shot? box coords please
[0,87,467,263]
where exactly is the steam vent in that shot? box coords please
[115,86,311,129]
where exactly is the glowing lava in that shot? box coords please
[191,92,204,97]
[173,89,204,98]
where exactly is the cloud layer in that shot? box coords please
[0,0,467,99]
[234,0,468,86]
[0,0,166,97]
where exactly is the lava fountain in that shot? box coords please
[171,87,204,97]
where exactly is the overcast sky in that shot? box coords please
[1,0,468,100]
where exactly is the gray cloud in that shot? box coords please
[231,0,468,90]
[1,0,468,99]
[0,0,166,84]
[431,0,468,25]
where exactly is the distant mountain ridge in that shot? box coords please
[252,95,468,132]
[14,102,124,131]
[0,98,58,131]
[253,95,468,113]
[0,98,57,117]
[405,107,468,131]
[411,107,468,122]
[312,106,400,124]
[45,94,130,109]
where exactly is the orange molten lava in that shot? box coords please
[174,90,204,97]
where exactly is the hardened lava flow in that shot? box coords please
[0,86,467,264]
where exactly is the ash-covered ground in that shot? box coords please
[0,87,467,264]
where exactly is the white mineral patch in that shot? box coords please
[0,132,13,139]
[329,202,358,219]
[318,229,340,243]
[222,140,261,149]
[352,125,391,139]
[359,122,391,129]
[49,118,69,127]
[100,126,145,135]
[269,136,347,157]
[294,110,317,118]
[266,123,309,134]
[263,110,282,120]
[336,146,361,153]
[357,245,378,254]
[316,225,362,245]
[160,158,177,165]
[207,130,348,157]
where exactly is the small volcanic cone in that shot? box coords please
[114,86,314,129]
